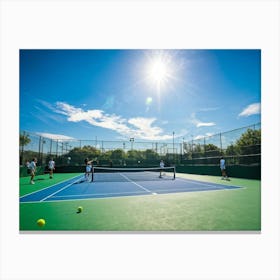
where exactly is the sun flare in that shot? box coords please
[149,59,168,83]
[146,51,174,94]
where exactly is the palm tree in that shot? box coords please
[20,132,31,165]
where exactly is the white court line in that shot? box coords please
[19,192,155,204]
[51,181,243,200]
[20,174,83,199]
[39,177,83,202]
[20,186,245,204]
[52,185,242,199]
[176,177,239,189]
[37,184,239,200]
[119,173,152,193]
[52,190,147,198]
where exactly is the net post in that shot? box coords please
[91,168,94,182]
[173,166,176,180]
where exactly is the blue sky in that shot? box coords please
[20,49,261,143]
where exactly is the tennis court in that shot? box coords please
[20,167,241,203]
[19,168,260,232]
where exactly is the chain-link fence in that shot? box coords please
[19,122,261,167]
[19,135,182,166]
[182,123,261,165]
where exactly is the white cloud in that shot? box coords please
[53,102,179,141]
[239,103,261,117]
[206,132,214,137]
[129,117,161,136]
[127,117,180,140]
[197,122,216,127]
[190,113,216,128]
[194,135,205,140]
[36,132,76,141]
[193,132,214,141]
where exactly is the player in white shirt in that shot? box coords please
[220,157,229,180]
[84,158,94,182]
[159,160,165,178]
[29,158,37,184]
[48,158,55,179]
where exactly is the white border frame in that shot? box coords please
[1,0,279,279]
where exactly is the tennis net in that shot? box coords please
[90,166,176,182]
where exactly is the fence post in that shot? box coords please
[219,133,222,154]
[38,136,42,165]
[56,140,58,158]
[41,138,45,165]
[50,139,53,155]
[204,137,206,156]
[20,131,25,165]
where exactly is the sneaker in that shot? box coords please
[30,181,35,184]
[221,177,224,180]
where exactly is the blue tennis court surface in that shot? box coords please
[20,173,241,203]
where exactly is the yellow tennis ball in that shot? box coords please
[77,206,83,213]
[37,219,46,227]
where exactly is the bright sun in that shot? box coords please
[146,52,174,93]
[150,59,168,83]
[143,51,180,111]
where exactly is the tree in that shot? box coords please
[223,128,261,165]
[204,144,221,157]
[111,149,126,160]
[19,132,31,165]
[20,132,31,147]
[192,144,203,159]
[99,150,112,161]
[64,146,101,165]
[144,149,159,160]
[235,128,261,165]
[236,129,261,154]
[127,150,142,160]
[225,144,240,156]
[225,144,241,165]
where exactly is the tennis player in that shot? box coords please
[84,158,94,182]
[159,160,165,178]
[29,158,37,184]
[48,158,55,179]
[220,157,229,180]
